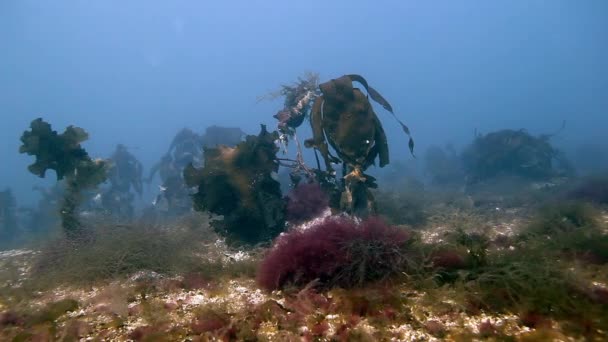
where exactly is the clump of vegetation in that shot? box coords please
[185,125,286,246]
[257,216,414,291]
[19,118,108,240]
[461,128,572,184]
[30,299,80,325]
[522,201,608,266]
[26,214,246,288]
[462,245,608,338]
[285,182,329,224]
[420,227,491,285]
[183,280,416,341]
[411,199,608,339]
[526,201,599,236]
[0,299,80,340]
[263,71,319,138]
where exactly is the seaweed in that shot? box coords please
[260,71,320,138]
[101,144,143,219]
[526,201,599,236]
[147,128,205,217]
[185,125,286,245]
[521,201,608,265]
[200,125,245,148]
[19,118,108,240]
[257,216,413,291]
[285,182,329,224]
[28,216,218,287]
[461,129,572,184]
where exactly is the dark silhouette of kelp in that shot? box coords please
[184,125,286,245]
[19,118,108,240]
[461,129,572,183]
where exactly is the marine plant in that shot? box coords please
[461,128,572,184]
[26,213,240,288]
[521,201,608,265]
[100,144,144,220]
[184,125,286,245]
[19,118,108,240]
[266,73,415,218]
[201,125,245,148]
[525,201,599,236]
[258,71,320,140]
[411,200,608,339]
[257,216,413,291]
[304,75,415,217]
[285,182,329,224]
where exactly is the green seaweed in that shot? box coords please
[29,299,79,325]
[526,201,600,236]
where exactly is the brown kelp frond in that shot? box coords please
[185,125,286,246]
[346,74,415,155]
[19,118,91,180]
[19,118,109,240]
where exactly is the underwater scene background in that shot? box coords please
[1,1,607,340]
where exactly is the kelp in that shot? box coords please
[19,118,90,180]
[261,71,320,138]
[19,118,108,240]
[302,74,415,217]
[147,128,204,217]
[184,125,286,245]
[345,74,415,155]
[102,144,143,219]
[201,125,245,148]
[461,128,572,184]
[305,75,390,172]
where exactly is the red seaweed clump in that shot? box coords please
[0,310,24,327]
[285,182,329,224]
[430,248,468,270]
[190,309,234,338]
[181,272,214,290]
[128,324,170,341]
[478,320,498,337]
[519,311,552,329]
[257,216,412,291]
